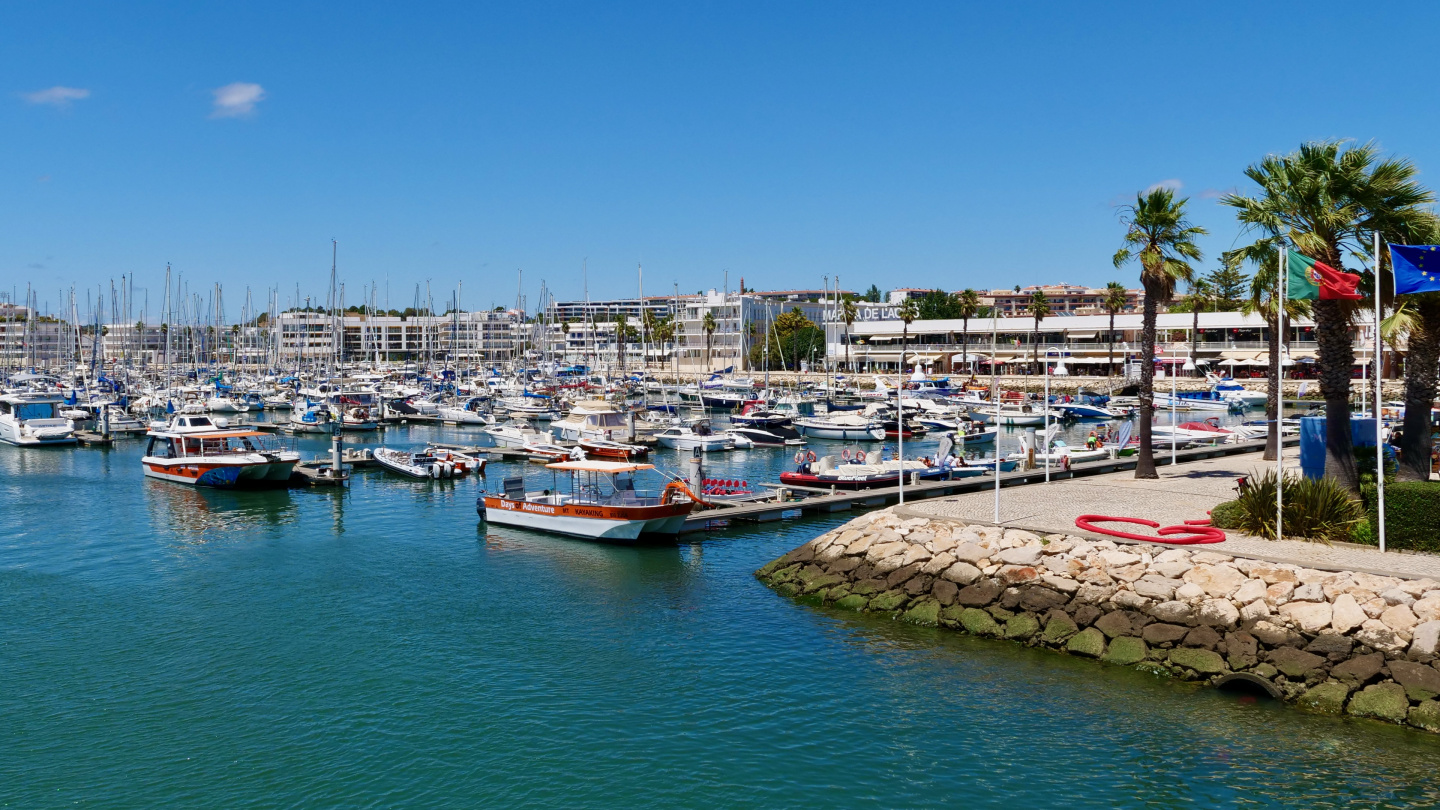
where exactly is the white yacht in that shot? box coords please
[793,413,887,441]
[484,418,554,448]
[0,391,77,446]
[653,422,734,452]
[438,396,492,425]
[551,400,636,442]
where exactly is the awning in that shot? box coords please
[1219,349,1261,360]
[1065,332,1098,339]
[951,352,989,362]
[1287,349,1318,360]
[866,335,898,342]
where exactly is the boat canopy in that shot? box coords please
[544,460,656,473]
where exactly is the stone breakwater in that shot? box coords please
[756,509,1440,733]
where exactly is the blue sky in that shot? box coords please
[6,1,1440,316]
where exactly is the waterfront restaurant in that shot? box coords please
[831,310,1387,378]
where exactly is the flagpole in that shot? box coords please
[992,308,1000,523]
[1375,230,1387,553]
[1277,245,1285,541]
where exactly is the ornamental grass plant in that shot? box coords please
[1218,470,1362,543]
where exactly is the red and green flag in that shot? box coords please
[1287,250,1363,300]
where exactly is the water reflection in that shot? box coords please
[143,478,300,540]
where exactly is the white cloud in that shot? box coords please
[211,82,265,118]
[22,86,90,106]
[1145,178,1183,194]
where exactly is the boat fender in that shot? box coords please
[432,464,442,479]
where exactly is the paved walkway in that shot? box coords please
[902,447,1440,582]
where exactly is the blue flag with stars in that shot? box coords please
[1390,244,1440,294]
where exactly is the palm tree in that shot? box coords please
[702,311,717,372]
[955,289,981,374]
[1230,241,1311,462]
[614,313,627,372]
[1223,140,1435,494]
[897,299,919,379]
[1025,291,1051,374]
[1186,278,1216,376]
[1103,282,1127,377]
[1379,219,1440,481]
[840,296,858,373]
[1114,188,1207,479]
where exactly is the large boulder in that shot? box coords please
[1183,564,1246,599]
[1103,636,1148,666]
[1066,627,1107,658]
[1297,681,1351,714]
[1389,660,1440,702]
[1347,683,1411,723]
[1142,623,1189,645]
[1331,653,1385,687]
[1168,648,1226,675]
[956,579,1004,607]
[1279,601,1333,633]
[1268,647,1327,680]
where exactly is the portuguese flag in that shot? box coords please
[1287,250,1363,300]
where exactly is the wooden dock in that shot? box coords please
[679,437,1295,533]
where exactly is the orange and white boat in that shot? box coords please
[141,415,300,487]
[476,460,701,542]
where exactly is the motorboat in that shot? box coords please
[1057,402,1128,420]
[476,460,699,541]
[522,441,580,463]
[141,415,299,487]
[484,418,554,448]
[500,395,560,420]
[438,396,492,426]
[287,399,335,434]
[779,451,949,490]
[328,390,381,430]
[577,437,651,460]
[968,404,1046,426]
[1152,390,1243,413]
[723,424,805,447]
[551,400,639,442]
[422,445,486,475]
[1009,439,1109,467]
[373,447,464,479]
[206,395,250,413]
[730,402,794,428]
[948,425,998,446]
[0,391,76,446]
[1209,377,1267,407]
[793,414,887,441]
[653,422,734,452]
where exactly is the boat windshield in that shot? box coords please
[181,433,285,457]
[13,402,58,420]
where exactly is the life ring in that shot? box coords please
[806,451,816,462]
[841,448,851,461]
[794,451,805,464]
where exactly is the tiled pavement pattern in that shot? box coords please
[902,447,1440,581]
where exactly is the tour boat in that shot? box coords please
[0,391,77,446]
[476,460,699,541]
[484,418,554,448]
[141,415,300,487]
[577,437,650,460]
[793,414,887,441]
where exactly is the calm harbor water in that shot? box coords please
[5,418,1440,807]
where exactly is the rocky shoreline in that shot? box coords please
[757,509,1440,733]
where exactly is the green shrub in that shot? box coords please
[1228,470,1362,542]
[1210,500,1243,530]
[1366,481,1440,553]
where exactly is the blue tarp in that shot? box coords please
[1299,417,1379,481]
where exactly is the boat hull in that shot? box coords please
[478,496,693,541]
[142,457,298,487]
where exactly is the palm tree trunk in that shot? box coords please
[1136,281,1160,479]
[1313,298,1360,494]
[844,325,851,373]
[1398,299,1440,481]
[961,319,969,375]
[1032,320,1039,374]
[1108,312,1115,377]
[1263,312,1280,462]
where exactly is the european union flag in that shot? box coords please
[1390,244,1440,294]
